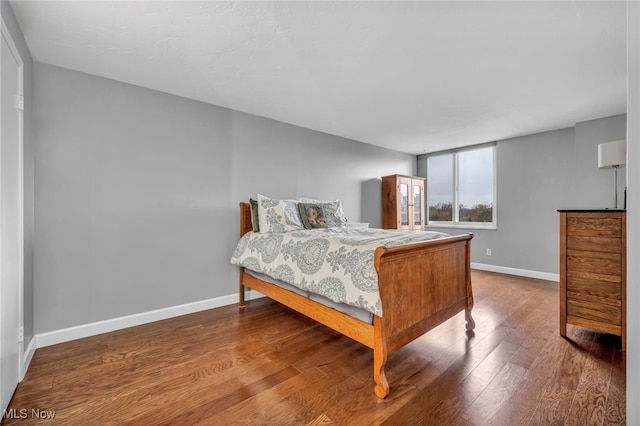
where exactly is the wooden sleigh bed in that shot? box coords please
[236,202,475,398]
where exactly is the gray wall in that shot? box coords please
[33,60,628,333]
[33,62,414,334]
[418,114,627,276]
[1,0,35,349]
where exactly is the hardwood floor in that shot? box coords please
[3,271,625,425]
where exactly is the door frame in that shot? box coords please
[1,16,26,386]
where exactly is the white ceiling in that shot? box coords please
[10,1,627,155]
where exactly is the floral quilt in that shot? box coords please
[230,227,450,316]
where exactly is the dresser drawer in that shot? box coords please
[567,250,622,277]
[566,215,622,237]
[566,276,622,305]
[567,235,621,253]
[567,298,622,326]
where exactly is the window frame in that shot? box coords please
[423,143,497,230]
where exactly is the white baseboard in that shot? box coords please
[35,290,265,349]
[20,337,36,381]
[471,262,559,282]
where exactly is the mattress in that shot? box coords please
[231,227,450,316]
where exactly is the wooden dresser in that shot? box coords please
[558,210,626,350]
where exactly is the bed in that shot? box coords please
[233,201,475,398]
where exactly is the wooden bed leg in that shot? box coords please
[373,348,389,398]
[239,268,246,309]
[373,318,389,398]
[239,286,246,309]
[465,264,475,332]
[465,308,475,331]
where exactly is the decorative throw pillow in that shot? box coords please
[249,198,260,232]
[298,198,347,227]
[298,203,329,229]
[257,194,304,233]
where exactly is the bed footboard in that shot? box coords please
[372,233,474,397]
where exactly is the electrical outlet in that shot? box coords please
[486,248,492,256]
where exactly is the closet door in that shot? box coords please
[0,22,24,414]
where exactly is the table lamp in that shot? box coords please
[598,139,626,209]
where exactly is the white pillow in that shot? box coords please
[298,198,347,226]
[257,194,304,233]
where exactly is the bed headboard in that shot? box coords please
[239,202,253,237]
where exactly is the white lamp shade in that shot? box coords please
[598,140,626,168]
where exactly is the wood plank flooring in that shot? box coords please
[3,271,625,425]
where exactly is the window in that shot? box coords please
[425,145,496,228]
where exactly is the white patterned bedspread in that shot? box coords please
[230,227,450,316]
